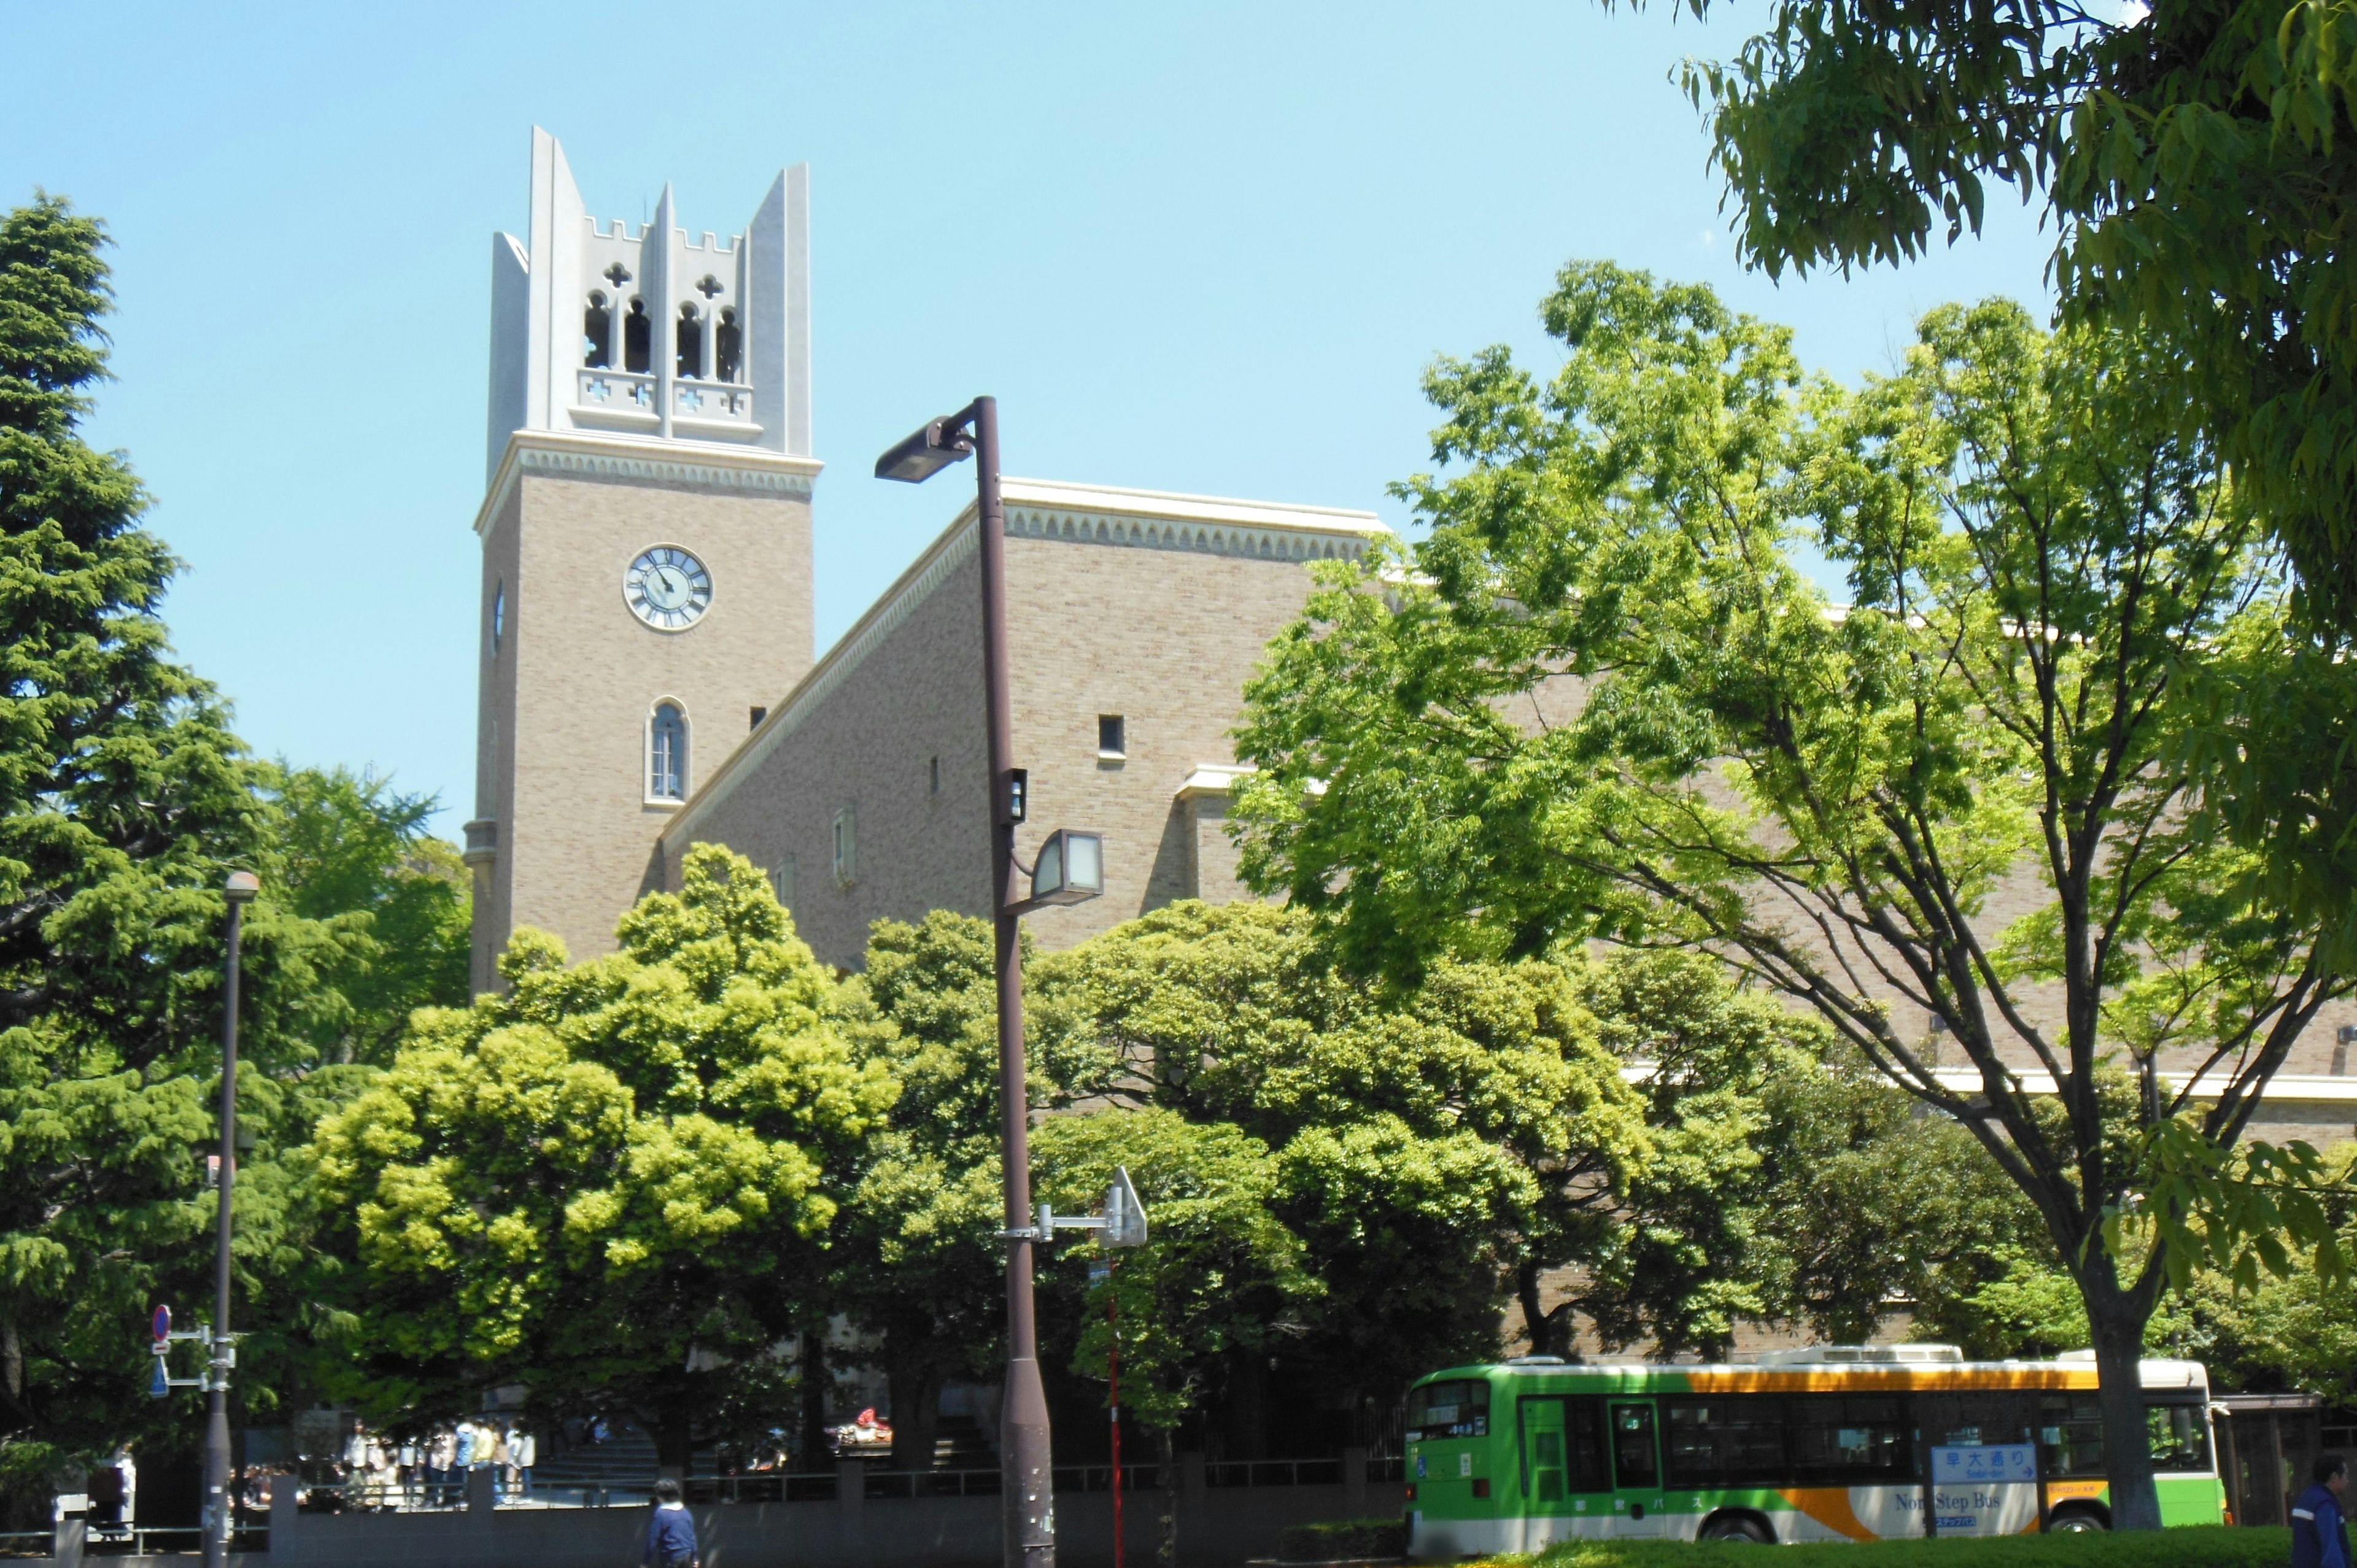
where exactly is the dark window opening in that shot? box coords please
[1789,1396,1913,1484]
[929,755,941,796]
[1609,1402,1660,1491]
[582,291,612,368]
[715,307,743,382]
[623,299,652,374]
[676,303,703,380]
[1665,1397,1788,1488]
[749,706,767,731]
[1098,714,1126,756]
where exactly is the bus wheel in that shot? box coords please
[1700,1515,1773,1543]
[2048,1508,2108,1534]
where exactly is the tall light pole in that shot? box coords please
[878,400,1101,1568]
[205,870,260,1568]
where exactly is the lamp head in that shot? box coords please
[875,416,974,483]
[223,870,261,904]
[1028,829,1104,907]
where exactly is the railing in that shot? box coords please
[79,1523,268,1555]
[577,370,657,415]
[0,1531,52,1559]
[243,1456,1390,1518]
[1206,1459,1342,1489]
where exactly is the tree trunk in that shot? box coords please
[2084,1280,2162,1530]
[1516,1263,1550,1356]
[1156,1427,1180,1568]
[798,1326,831,1471]
[649,1402,694,1481]
[1226,1352,1268,1460]
[888,1354,943,1472]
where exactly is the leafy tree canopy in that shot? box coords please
[1633,0,2357,629]
[308,844,894,1470]
[1232,262,2352,1526]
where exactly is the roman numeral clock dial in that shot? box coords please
[624,545,713,631]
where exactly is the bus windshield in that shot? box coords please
[1407,1379,1490,1440]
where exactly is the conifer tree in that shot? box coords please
[0,195,354,1508]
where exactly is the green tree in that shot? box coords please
[1634,0,2357,632]
[1232,265,2353,1527]
[0,195,363,1515]
[832,911,1014,1470]
[1034,1108,1315,1568]
[308,844,896,1470]
[1030,901,1647,1411]
[257,764,470,1062]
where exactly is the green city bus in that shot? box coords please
[1403,1345,2225,1552]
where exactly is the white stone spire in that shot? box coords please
[483,127,811,481]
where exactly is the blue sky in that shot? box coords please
[6,2,2053,834]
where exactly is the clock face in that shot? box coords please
[624,546,713,630]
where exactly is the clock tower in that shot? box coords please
[463,128,818,991]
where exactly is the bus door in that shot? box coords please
[1517,1396,1611,1545]
[1608,1400,1666,1537]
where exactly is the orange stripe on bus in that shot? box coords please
[1776,1489,1878,1541]
[1683,1369,2103,1392]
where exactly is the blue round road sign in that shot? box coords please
[152,1305,170,1343]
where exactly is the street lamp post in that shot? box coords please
[205,870,260,1568]
[878,399,1101,1568]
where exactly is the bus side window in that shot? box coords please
[1567,1397,1610,1493]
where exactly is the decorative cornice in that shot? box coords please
[1003,504,1372,563]
[664,516,980,846]
[473,428,822,536]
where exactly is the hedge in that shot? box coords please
[1515,1526,2289,1568]
[1275,1518,1412,1561]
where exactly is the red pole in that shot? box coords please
[1109,1264,1122,1568]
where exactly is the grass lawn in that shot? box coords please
[1484,1526,2289,1568]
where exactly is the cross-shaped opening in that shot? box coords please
[695,274,723,299]
[604,263,633,288]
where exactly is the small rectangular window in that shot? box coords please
[1098,714,1126,758]
[929,755,941,796]
[832,805,856,888]
[750,706,768,731]
[773,854,796,910]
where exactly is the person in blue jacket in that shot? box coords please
[2293,1453,2350,1568]
[644,1478,699,1568]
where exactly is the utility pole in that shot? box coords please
[204,870,259,1568]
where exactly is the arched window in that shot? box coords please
[490,580,505,655]
[623,299,652,374]
[582,292,612,368]
[649,703,688,801]
[714,308,743,384]
[675,303,703,380]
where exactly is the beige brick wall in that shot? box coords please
[665,530,995,968]
[470,439,814,986]
[662,496,1382,968]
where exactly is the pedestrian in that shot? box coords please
[2295,1454,2352,1568]
[428,1428,456,1508]
[512,1425,536,1499]
[490,1423,512,1500]
[643,1479,698,1568]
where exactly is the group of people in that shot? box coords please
[338,1419,537,1510]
